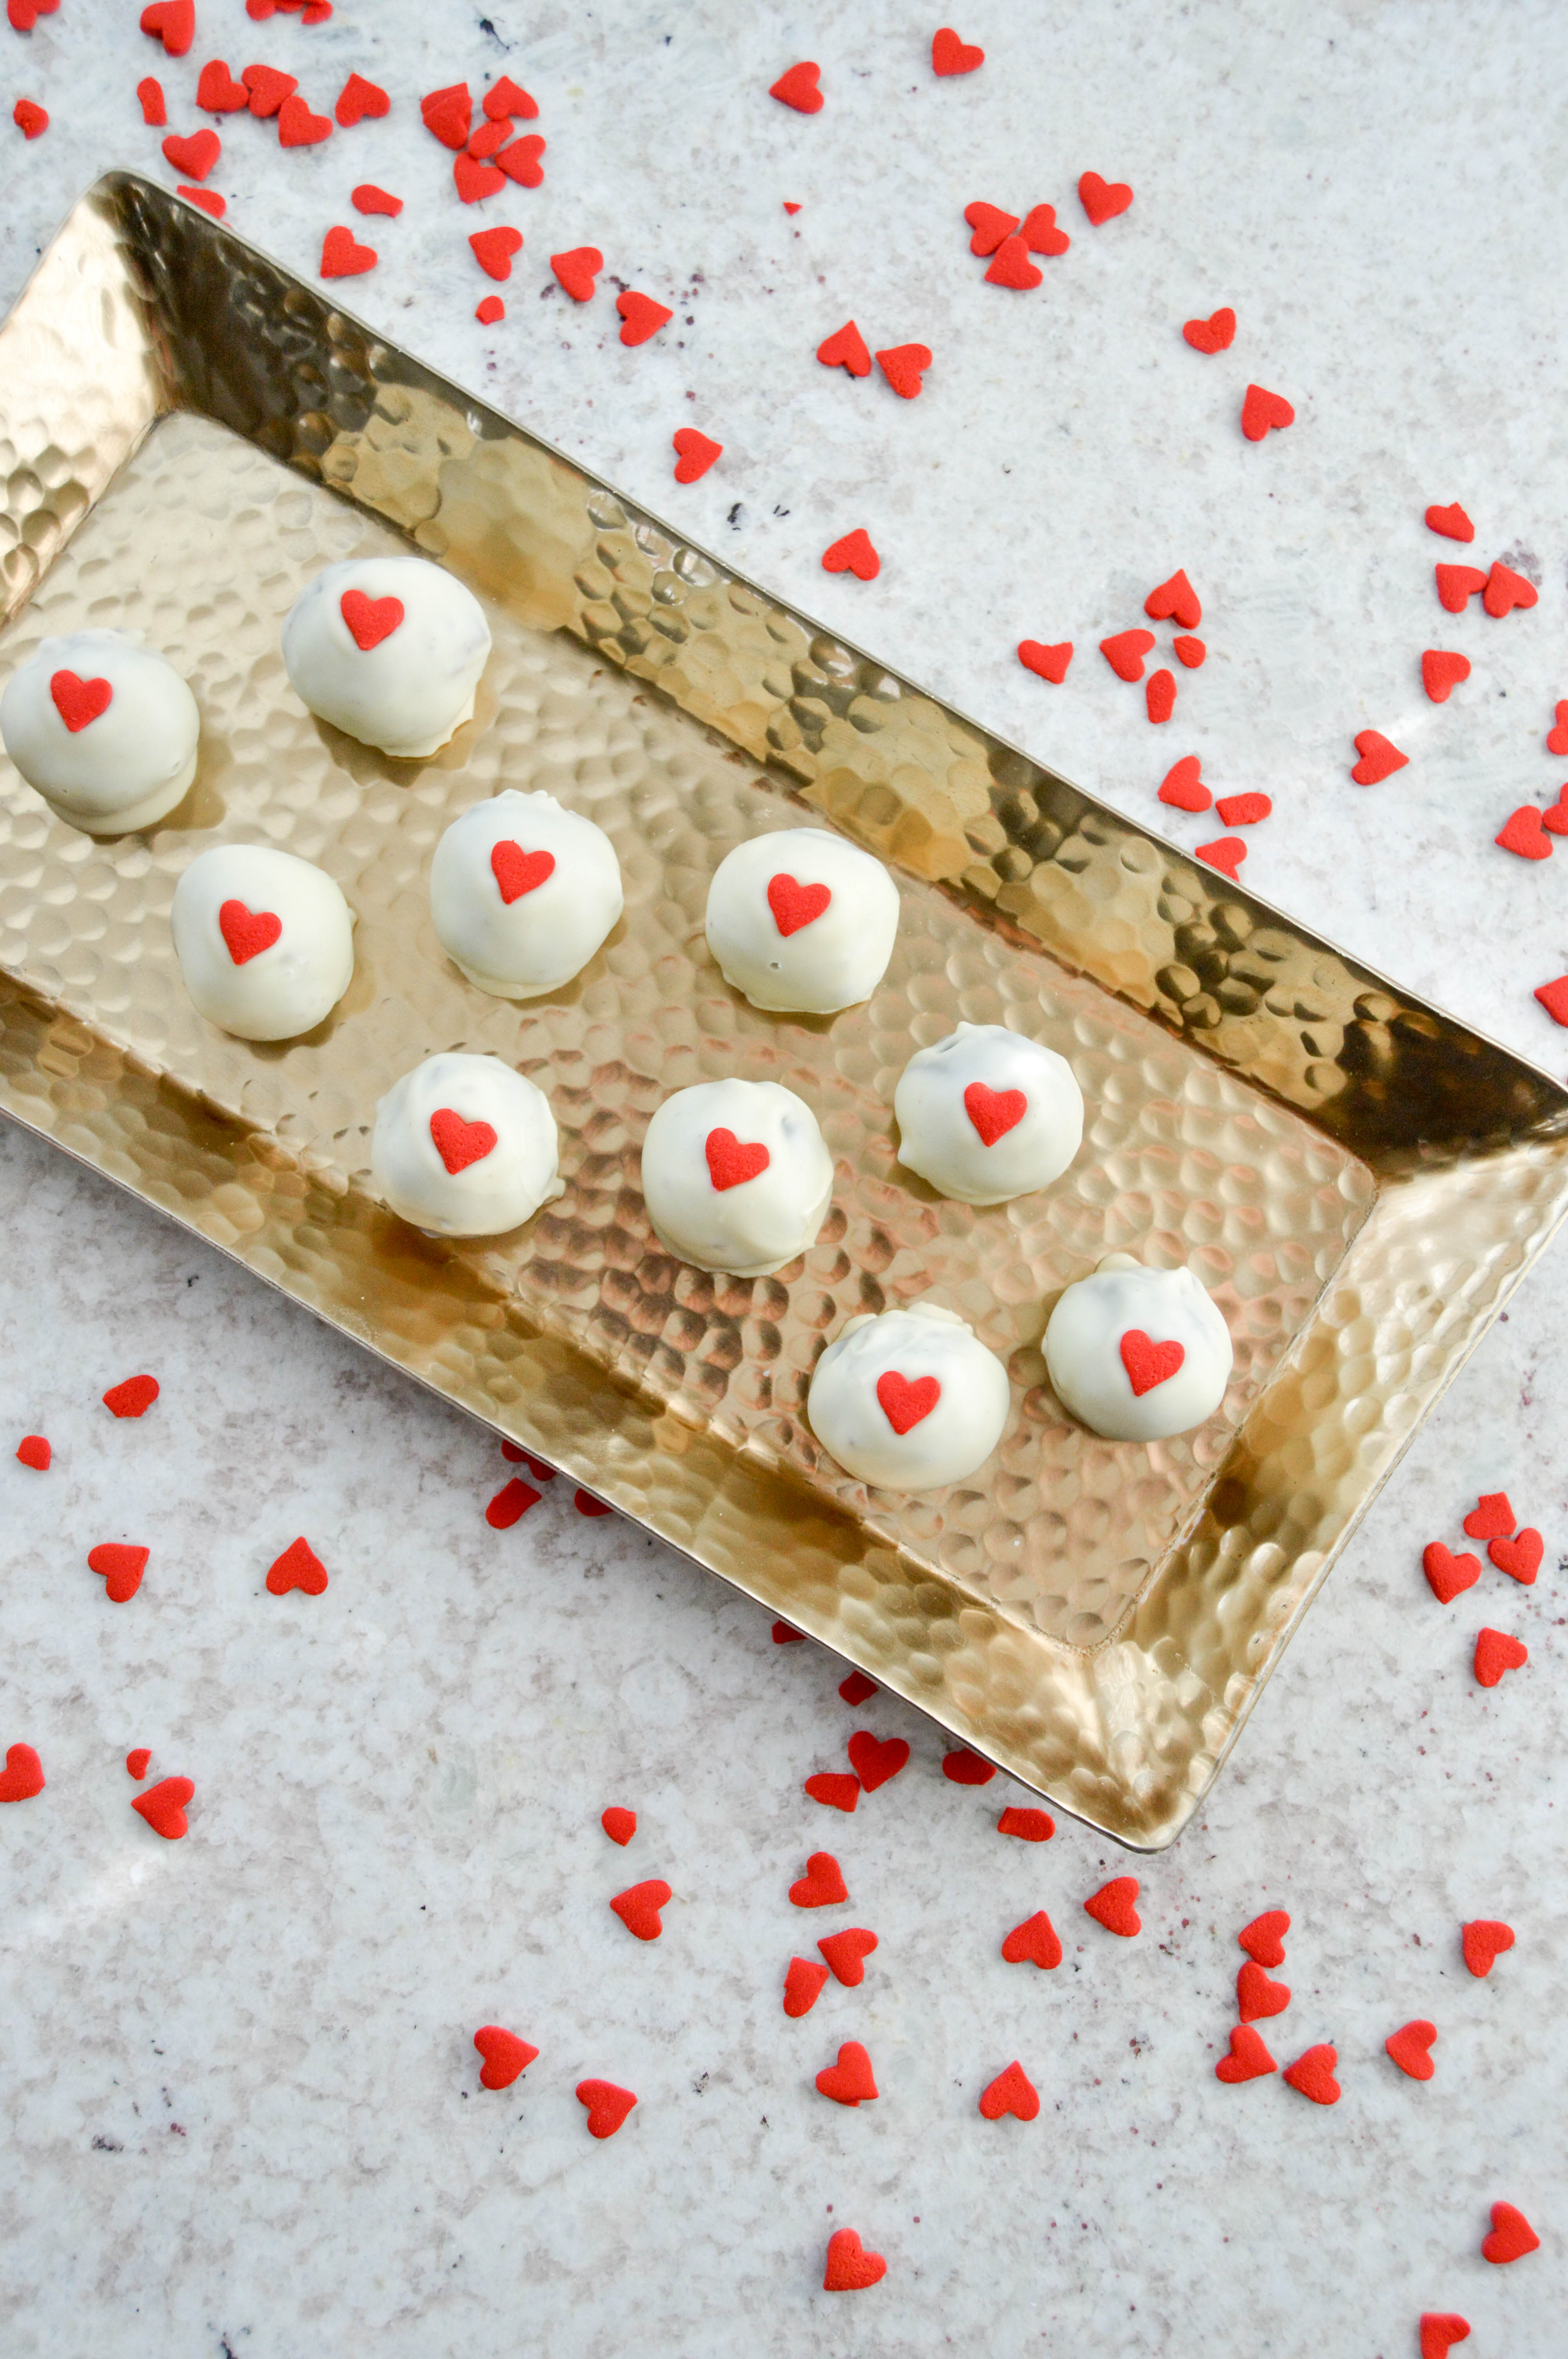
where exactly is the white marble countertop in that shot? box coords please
[0,4,1563,2354]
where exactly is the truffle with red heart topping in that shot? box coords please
[371,1052,561,1237]
[430,788,623,1000]
[0,628,199,834]
[171,844,355,1041]
[704,825,900,1014]
[808,1301,1011,1490]
[639,1077,833,1277]
[894,1022,1083,1205]
[281,556,491,758]
[1045,1253,1233,1440]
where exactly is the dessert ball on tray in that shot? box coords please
[171,843,355,1041]
[808,1302,1011,1490]
[639,1076,833,1276]
[281,556,491,759]
[704,826,900,1014]
[0,628,200,834]
[1044,1253,1233,1441]
[894,1021,1083,1205]
[371,1051,562,1238]
[429,789,623,999]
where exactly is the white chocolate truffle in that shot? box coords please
[640,1077,833,1276]
[0,628,199,833]
[281,556,491,759]
[171,844,355,1041]
[895,1022,1083,1205]
[808,1301,1011,1490]
[1044,1254,1233,1441]
[370,1052,563,1238]
[704,827,900,1014]
[429,789,624,999]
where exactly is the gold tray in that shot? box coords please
[3,175,1565,1850]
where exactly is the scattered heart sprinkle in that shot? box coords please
[617,291,672,346]
[474,2025,537,2088]
[1158,754,1211,812]
[846,1731,909,1792]
[1146,668,1176,723]
[1435,563,1487,613]
[1145,569,1201,628]
[196,60,247,113]
[88,1543,149,1604]
[818,1926,879,1985]
[1496,804,1550,858]
[1421,649,1470,703]
[816,2039,878,2106]
[790,1851,848,1908]
[978,2060,1039,2121]
[421,82,471,149]
[132,1775,194,1840]
[1473,1627,1527,1687]
[1083,1877,1141,1937]
[1100,628,1155,682]
[769,61,822,114]
[125,1748,151,1781]
[985,236,1042,291]
[817,319,872,375]
[784,1956,829,2015]
[997,1806,1054,1841]
[1173,634,1206,667]
[1018,640,1073,683]
[1423,1541,1481,1604]
[485,1476,541,1527]
[278,95,332,148]
[804,1772,860,1812]
[963,202,1018,256]
[1425,502,1474,543]
[138,78,167,127]
[1483,561,1537,618]
[140,0,195,59]
[1351,729,1408,784]
[1020,204,1070,254]
[1183,307,1236,353]
[162,128,221,180]
[1419,2316,1470,2359]
[1481,2201,1539,2264]
[475,297,505,326]
[103,1374,159,1419]
[1241,384,1294,441]
[672,428,722,483]
[1196,837,1246,878]
[485,75,537,122]
[942,1748,995,1785]
[550,247,602,302]
[1001,1910,1062,1969]
[15,1434,49,1471]
[1236,1961,1290,2022]
[1215,792,1270,826]
[1547,702,1568,755]
[265,1537,328,1596]
[1238,1911,1290,1967]
[335,73,389,128]
[576,2079,637,2139]
[822,528,880,580]
[321,226,376,279]
[601,1806,636,1846]
[610,1878,671,1940]
[1488,1527,1542,1583]
[1282,2043,1340,2105]
[1461,1919,1515,1978]
[0,1743,44,1802]
[1078,170,1132,225]
[1462,1492,1514,1539]
[875,343,931,399]
[824,2228,886,2293]
[469,225,523,282]
[932,27,984,75]
[1385,2019,1437,2081]
[838,1669,877,1705]
[1215,2023,1277,2082]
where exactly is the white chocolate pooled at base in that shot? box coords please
[704,826,900,1014]
[370,1052,563,1238]
[0,628,199,834]
[1044,1253,1233,1441]
[894,1022,1084,1205]
[807,1302,1011,1491]
[171,844,355,1042]
[429,789,624,999]
[640,1077,833,1277]
[281,556,491,759]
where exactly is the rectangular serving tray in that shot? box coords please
[3,174,1565,1849]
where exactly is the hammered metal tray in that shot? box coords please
[2,176,1565,1850]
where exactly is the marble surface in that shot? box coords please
[0,3,1563,2352]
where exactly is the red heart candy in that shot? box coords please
[1497,805,1552,858]
[1018,639,1073,683]
[321,226,377,279]
[978,2059,1038,2121]
[50,669,113,731]
[1423,1541,1481,1604]
[1215,2023,1277,2082]
[875,342,931,399]
[138,76,167,126]
[132,1775,194,1839]
[769,61,822,113]
[704,1127,769,1191]
[1183,307,1236,353]
[573,1488,612,1518]
[772,1620,805,1643]
[335,72,389,127]
[817,1926,878,1985]
[824,2229,885,2293]
[985,236,1041,291]
[140,0,194,58]
[1463,1492,1515,1539]
[1483,561,1537,618]
[467,119,514,162]
[1214,792,1270,826]
[1079,170,1132,225]
[550,246,602,302]
[1351,729,1408,784]
[1197,837,1247,879]
[485,1477,540,1527]
[1489,1527,1542,1583]
[1548,703,1568,755]
[816,2040,878,2106]
[472,2025,537,2088]
[197,60,248,112]
[1385,2019,1437,2081]
[266,1536,327,1595]
[428,1110,498,1176]
[243,65,298,119]
[177,187,226,220]
[485,75,537,122]
[1146,667,1176,723]
[103,1372,159,1418]
[931,27,984,74]
[1238,1909,1290,1966]
[88,1543,149,1603]
[469,225,523,282]
[421,81,471,148]
[875,1371,939,1434]
[454,152,504,204]
[790,1850,848,1908]
[15,1435,49,1471]
[601,1805,636,1846]
[278,94,332,147]
[8,0,57,28]
[576,2078,637,2139]
[816,318,872,375]
[1425,502,1474,543]
[1119,1329,1185,1396]
[1282,2043,1340,2105]
[672,428,722,483]
[1237,1961,1290,2021]
[997,1806,1053,1841]
[0,1743,44,1803]
[1100,627,1155,681]
[804,1772,859,1812]
[1158,754,1211,812]
[490,841,555,903]
[340,589,403,650]
[1419,2318,1470,2359]
[1083,1877,1140,1937]
[765,872,831,937]
[1241,383,1294,440]
[610,1877,671,1941]
[941,1748,995,1785]
[1145,568,1201,628]
[784,1956,829,2015]
[1020,203,1070,254]
[846,1731,908,1791]
[1421,649,1471,703]
[1174,634,1206,667]
[496,134,545,187]
[1534,974,1568,1022]
[1435,562,1487,612]
[1000,1910,1062,1968]
[126,1748,151,1780]
[1481,2201,1539,2264]
[963,1082,1026,1146]
[1461,1919,1515,1977]
[1474,1627,1528,1687]
[822,528,880,580]
[963,202,1019,255]
[838,1669,877,1704]
[617,290,672,346]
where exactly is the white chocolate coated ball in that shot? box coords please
[704,827,900,1014]
[429,789,624,999]
[640,1077,833,1277]
[371,1052,563,1238]
[1044,1254,1233,1441]
[0,628,199,833]
[281,556,491,759]
[171,844,355,1041]
[894,1022,1083,1205]
[808,1302,1011,1490]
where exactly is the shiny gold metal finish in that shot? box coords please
[2,177,1565,1848]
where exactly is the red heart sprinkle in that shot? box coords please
[454,152,504,203]
[804,1772,859,1812]
[138,78,167,126]
[1018,639,1073,683]
[573,1488,612,1517]
[617,290,672,346]
[1351,729,1408,784]
[1463,1492,1515,1539]
[942,1748,995,1785]
[817,319,871,374]
[1425,502,1474,543]
[822,528,880,580]
[963,201,1018,255]
[466,118,513,161]
[875,1371,939,1434]
[1423,1541,1481,1604]
[140,0,194,58]
[824,2228,886,2293]
[1548,703,1568,754]
[875,342,931,398]
[1100,628,1155,682]
[846,1731,909,1792]
[1534,975,1568,1023]
[320,227,376,279]
[1488,1527,1542,1583]
[784,1956,829,2014]
[1146,668,1176,723]
[218,899,282,965]
[197,60,248,112]
[672,428,722,483]
[1173,634,1206,667]
[1078,170,1132,225]
[1183,307,1236,353]
[963,1081,1026,1145]
[265,1536,327,1595]
[978,2059,1038,2121]
[790,1851,848,1908]
[0,1744,44,1803]
[1001,1910,1062,1969]
[576,2078,637,2139]
[88,1543,149,1603]
[340,588,404,649]
[704,1127,770,1191]
[601,1806,636,1846]
[490,841,555,902]
[1474,1627,1528,1687]
[769,61,822,113]
[1419,2318,1470,2359]
[496,134,545,187]
[1215,2023,1277,2082]
[1158,754,1211,812]
[816,2040,878,2106]
[133,1775,194,1839]
[1461,1919,1515,1977]
[474,2025,537,2088]
[985,236,1042,291]
[469,225,522,281]
[242,65,297,118]
[838,1668,877,1704]
[1215,792,1270,826]
[1198,832,1247,879]
[1237,1961,1290,2021]
[335,72,389,127]
[1481,2201,1539,2264]
[485,1477,540,1527]
[1495,805,1550,860]
[772,1620,805,1643]
[1483,561,1537,618]
[7,0,56,27]
[997,1806,1053,1841]
[784,201,802,214]
[1241,383,1294,440]
[1020,203,1069,254]
[429,1110,499,1176]
[1435,562,1488,612]
[1084,1877,1141,1936]
[485,75,537,122]
[1238,1910,1290,1966]
[1145,569,1201,628]
[103,1373,159,1419]
[1119,1329,1185,1396]
[49,669,113,731]
[550,246,601,301]
[178,187,226,219]
[1385,2019,1437,2081]
[610,1877,671,1941]
[931,27,984,74]
[15,1435,49,1471]
[125,1748,151,1780]
[279,93,332,146]
[421,83,471,147]
[817,1927,878,1985]
[1283,2043,1340,2105]
[1422,649,1471,703]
